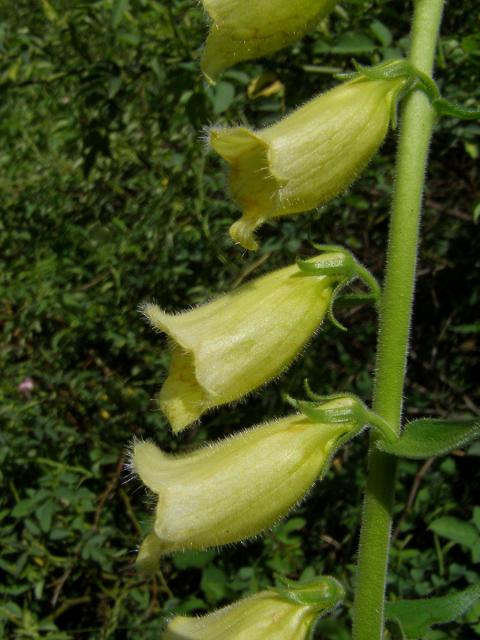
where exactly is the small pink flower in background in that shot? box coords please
[18,377,35,396]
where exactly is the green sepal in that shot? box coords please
[334,292,378,307]
[297,246,354,279]
[336,59,418,130]
[336,58,480,122]
[335,59,413,82]
[275,575,345,610]
[287,390,397,444]
[385,584,480,639]
[297,244,380,331]
[337,59,436,99]
[377,417,480,459]
[432,97,480,120]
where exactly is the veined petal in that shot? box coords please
[163,593,314,639]
[133,412,354,565]
[163,575,344,639]
[210,77,406,249]
[143,258,334,431]
[201,0,337,83]
[266,79,396,209]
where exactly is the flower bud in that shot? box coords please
[162,576,344,639]
[132,411,357,571]
[143,255,339,432]
[201,0,336,83]
[210,77,406,250]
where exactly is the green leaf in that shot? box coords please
[473,507,480,531]
[211,81,235,115]
[1,601,22,619]
[430,513,480,564]
[273,517,306,544]
[41,0,58,23]
[378,418,480,459]
[331,33,376,54]
[200,565,228,603]
[472,540,480,563]
[461,34,480,57]
[451,322,480,334]
[429,516,480,550]
[173,596,208,615]
[36,500,56,533]
[112,0,129,29]
[385,585,480,639]
[11,495,46,518]
[369,20,392,47]
[467,440,480,456]
[117,31,140,47]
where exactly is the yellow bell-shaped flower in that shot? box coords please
[143,254,341,432]
[201,0,336,83]
[162,576,345,639]
[132,400,358,572]
[210,76,406,250]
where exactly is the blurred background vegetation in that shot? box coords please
[0,0,479,637]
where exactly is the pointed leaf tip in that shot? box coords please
[385,584,480,639]
[378,417,480,459]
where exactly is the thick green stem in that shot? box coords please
[352,1,445,638]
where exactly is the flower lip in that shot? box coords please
[209,126,284,250]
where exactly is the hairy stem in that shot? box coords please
[352,1,445,638]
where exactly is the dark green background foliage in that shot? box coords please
[0,0,479,637]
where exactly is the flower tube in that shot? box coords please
[162,576,344,639]
[143,254,345,432]
[133,400,359,571]
[210,76,406,250]
[201,0,337,83]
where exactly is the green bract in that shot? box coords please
[201,0,337,83]
[132,405,358,571]
[210,77,406,250]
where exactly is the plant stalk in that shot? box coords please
[352,1,445,638]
